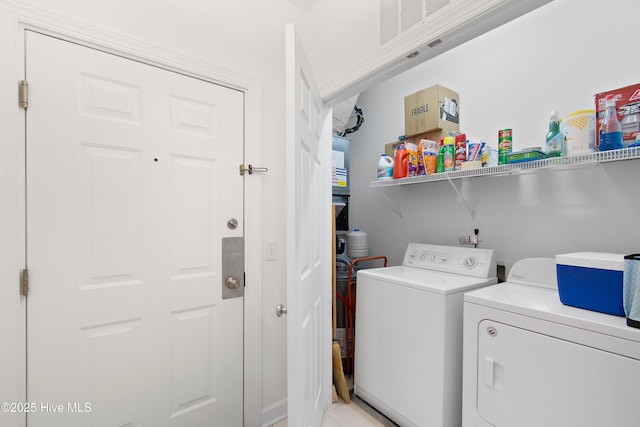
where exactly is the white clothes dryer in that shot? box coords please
[462,258,640,427]
[354,243,497,427]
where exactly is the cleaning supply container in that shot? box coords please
[393,144,408,179]
[564,109,596,154]
[377,154,393,179]
[545,110,564,158]
[556,252,625,316]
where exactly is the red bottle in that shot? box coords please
[393,144,408,179]
[454,133,467,170]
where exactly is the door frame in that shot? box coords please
[0,3,263,426]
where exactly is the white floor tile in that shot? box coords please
[323,401,385,427]
[272,399,387,427]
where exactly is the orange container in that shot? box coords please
[424,155,437,175]
[393,144,409,179]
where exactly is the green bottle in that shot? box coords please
[545,110,564,158]
[436,145,445,173]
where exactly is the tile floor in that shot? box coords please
[273,399,386,427]
[273,400,385,427]
[272,378,398,427]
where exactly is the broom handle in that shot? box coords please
[332,204,337,340]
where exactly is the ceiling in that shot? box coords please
[13,0,551,105]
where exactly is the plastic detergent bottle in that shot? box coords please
[377,154,394,179]
[600,94,623,151]
[545,110,564,158]
[393,144,408,179]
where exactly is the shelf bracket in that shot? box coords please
[380,187,402,217]
[445,174,476,220]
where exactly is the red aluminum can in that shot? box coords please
[454,133,467,170]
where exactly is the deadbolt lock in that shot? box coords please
[222,237,243,300]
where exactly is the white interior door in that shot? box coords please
[285,23,333,427]
[25,31,244,427]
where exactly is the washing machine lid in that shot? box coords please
[465,282,640,343]
[358,266,497,295]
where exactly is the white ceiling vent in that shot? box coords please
[380,0,450,45]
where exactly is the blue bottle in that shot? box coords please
[600,95,623,151]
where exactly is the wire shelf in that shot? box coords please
[370,147,640,188]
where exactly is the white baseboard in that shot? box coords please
[261,398,287,427]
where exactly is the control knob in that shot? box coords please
[463,256,478,268]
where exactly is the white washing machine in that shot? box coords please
[354,243,497,427]
[462,258,640,427]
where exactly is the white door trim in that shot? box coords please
[0,2,263,426]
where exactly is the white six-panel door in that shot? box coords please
[285,23,332,427]
[26,31,244,427]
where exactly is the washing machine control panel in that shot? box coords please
[403,243,496,278]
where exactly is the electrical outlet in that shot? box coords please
[460,228,481,246]
[459,235,472,245]
[472,227,481,245]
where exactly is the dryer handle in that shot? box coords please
[484,356,495,389]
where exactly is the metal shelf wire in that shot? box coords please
[370,147,640,188]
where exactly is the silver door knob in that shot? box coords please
[276,304,287,317]
[225,276,241,289]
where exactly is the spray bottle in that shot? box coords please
[600,94,623,151]
[545,110,564,158]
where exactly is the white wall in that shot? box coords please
[349,0,640,271]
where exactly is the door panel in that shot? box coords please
[477,320,640,426]
[26,31,243,427]
[285,24,332,427]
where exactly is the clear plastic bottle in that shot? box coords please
[621,103,640,145]
[545,110,564,158]
[600,94,623,151]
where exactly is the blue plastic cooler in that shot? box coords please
[556,252,625,316]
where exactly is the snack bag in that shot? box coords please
[423,149,437,175]
[407,149,419,177]
[403,143,418,177]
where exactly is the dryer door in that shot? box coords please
[477,320,640,427]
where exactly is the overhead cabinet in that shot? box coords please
[321,0,554,101]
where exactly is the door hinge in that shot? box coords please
[19,80,28,110]
[20,268,29,297]
[239,164,268,176]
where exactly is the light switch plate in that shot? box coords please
[265,241,277,261]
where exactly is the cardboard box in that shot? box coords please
[404,85,460,137]
[594,83,640,148]
[384,129,458,157]
[556,252,625,316]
